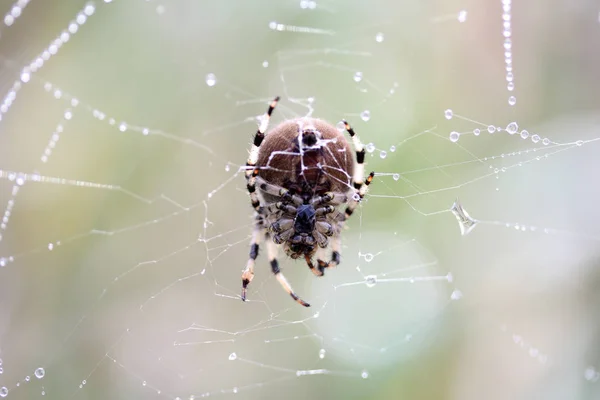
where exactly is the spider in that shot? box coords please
[241,96,374,307]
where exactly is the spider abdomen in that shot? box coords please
[256,118,354,198]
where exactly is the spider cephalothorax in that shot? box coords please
[241,97,375,307]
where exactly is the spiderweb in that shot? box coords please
[1,0,599,399]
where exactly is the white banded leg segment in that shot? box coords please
[342,120,366,189]
[247,168,262,212]
[267,239,310,307]
[241,226,263,301]
[245,96,281,180]
[345,172,375,219]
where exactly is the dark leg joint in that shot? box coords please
[253,132,265,147]
[241,279,250,301]
[290,293,310,307]
[270,259,280,274]
[317,259,327,275]
[250,243,259,260]
[356,150,365,164]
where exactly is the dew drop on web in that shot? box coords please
[205,73,217,87]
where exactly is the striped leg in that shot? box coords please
[241,224,263,301]
[315,234,342,275]
[341,120,375,220]
[267,238,310,307]
[246,96,280,212]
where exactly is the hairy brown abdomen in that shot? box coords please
[256,118,354,196]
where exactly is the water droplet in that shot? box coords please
[363,253,374,262]
[389,145,396,152]
[375,32,384,42]
[584,367,600,382]
[16,174,25,186]
[228,353,237,361]
[335,121,345,132]
[486,125,495,134]
[142,381,147,386]
[457,10,467,22]
[361,370,369,379]
[205,73,217,87]
[262,60,269,68]
[531,134,540,143]
[352,193,360,201]
[507,81,514,91]
[392,173,400,181]
[450,199,478,236]
[444,109,453,119]
[48,243,54,251]
[506,72,514,82]
[473,128,480,136]
[450,290,463,300]
[449,131,460,142]
[520,130,529,139]
[506,122,518,134]
[142,128,149,135]
[118,122,127,132]
[576,140,583,146]
[379,150,387,159]
[365,275,377,287]
[542,138,550,145]
[225,164,230,172]
[318,349,326,359]
[0,387,7,397]
[0,367,3,374]
[365,143,375,153]
[353,71,363,82]
[35,367,45,379]
[529,348,539,357]
[360,110,371,122]
[25,376,30,382]
[508,96,516,106]
[20,70,30,83]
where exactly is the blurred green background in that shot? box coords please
[0,0,600,399]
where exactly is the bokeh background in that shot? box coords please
[0,0,600,399]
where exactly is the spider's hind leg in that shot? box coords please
[267,237,310,307]
[241,223,263,302]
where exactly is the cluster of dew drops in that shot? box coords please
[443,109,566,146]
[0,365,46,398]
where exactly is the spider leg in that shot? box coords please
[344,171,374,219]
[305,254,324,277]
[341,120,375,220]
[267,238,310,307]
[255,176,304,206]
[246,96,280,212]
[310,191,349,207]
[315,234,342,275]
[241,223,263,302]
